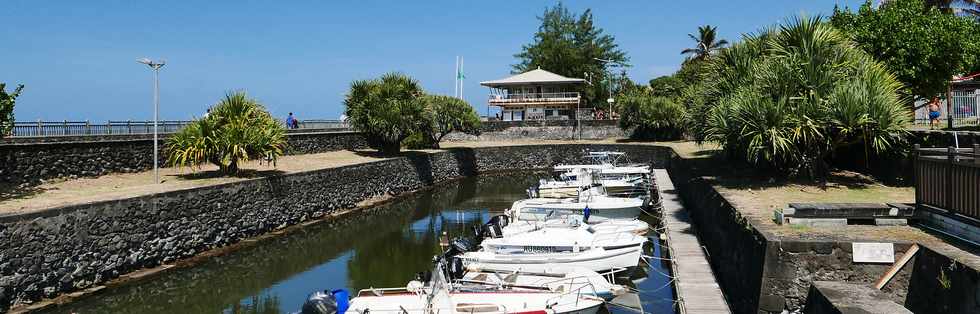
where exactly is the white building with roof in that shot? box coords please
[480,68,586,121]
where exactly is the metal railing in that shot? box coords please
[489,92,581,101]
[915,144,980,222]
[913,90,980,126]
[8,119,350,137]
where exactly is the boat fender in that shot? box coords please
[301,289,349,314]
[406,280,424,292]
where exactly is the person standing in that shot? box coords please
[286,112,296,129]
[928,97,942,130]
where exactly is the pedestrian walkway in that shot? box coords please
[653,169,731,314]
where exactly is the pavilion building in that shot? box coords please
[480,68,586,121]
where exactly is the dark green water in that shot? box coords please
[42,174,676,314]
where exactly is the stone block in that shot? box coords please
[874,218,908,226]
[804,281,911,314]
[786,218,848,227]
[787,202,913,219]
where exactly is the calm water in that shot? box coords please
[43,174,676,314]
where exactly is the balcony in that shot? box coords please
[488,92,581,105]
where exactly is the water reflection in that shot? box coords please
[42,174,674,314]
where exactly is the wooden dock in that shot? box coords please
[653,169,731,314]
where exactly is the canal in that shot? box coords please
[42,174,676,314]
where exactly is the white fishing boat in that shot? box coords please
[508,195,647,223]
[459,224,645,273]
[457,266,628,301]
[495,215,651,237]
[305,261,605,314]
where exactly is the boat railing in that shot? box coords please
[543,278,601,308]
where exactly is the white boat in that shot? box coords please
[457,266,628,301]
[499,216,651,237]
[330,261,605,314]
[508,195,647,223]
[460,224,645,273]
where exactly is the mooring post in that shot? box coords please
[914,144,921,209]
[974,144,980,165]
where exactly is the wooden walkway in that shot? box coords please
[653,169,731,314]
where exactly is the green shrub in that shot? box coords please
[344,73,427,154]
[419,95,481,148]
[167,91,286,175]
[617,90,686,140]
[0,83,24,138]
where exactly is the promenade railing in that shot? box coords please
[8,119,350,137]
[915,144,980,223]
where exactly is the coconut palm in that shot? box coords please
[701,16,909,177]
[167,91,286,175]
[680,25,729,60]
[344,72,428,154]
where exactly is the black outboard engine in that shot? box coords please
[488,214,509,228]
[482,223,503,239]
[301,289,349,314]
[444,256,466,280]
[443,237,474,257]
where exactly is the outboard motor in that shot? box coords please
[301,289,349,314]
[444,256,466,280]
[482,223,503,239]
[443,237,474,257]
[488,215,510,228]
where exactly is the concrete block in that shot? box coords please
[804,281,912,314]
[874,218,908,226]
[787,218,848,227]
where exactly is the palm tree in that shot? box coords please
[922,0,980,16]
[681,25,729,60]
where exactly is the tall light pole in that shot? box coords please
[594,58,628,119]
[137,58,165,184]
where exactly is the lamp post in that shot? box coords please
[137,58,165,184]
[593,58,628,120]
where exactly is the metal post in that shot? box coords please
[153,67,160,184]
[914,144,921,209]
[63,120,68,136]
[974,144,979,165]
[947,146,956,212]
[85,120,90,135]
[947,85,954,129]
[36,119,41,136]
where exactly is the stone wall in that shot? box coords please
[0,144,671,311]
[0,131,367,186]
[670,153,978,314]
[444,119,626,141]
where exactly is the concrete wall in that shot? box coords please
[444,119,626,141]
[0,131,367,186]
[904,245,980,314]
[0,144,671,311]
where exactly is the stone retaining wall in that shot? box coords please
[444,119,625,141]
[0,144,671,311]
[0,131,367,186]
[670,153,978,313]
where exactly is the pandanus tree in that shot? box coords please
[167,91,286,175]
[681,25,729,60]
[699,16,909,178]
[344,72,428,154]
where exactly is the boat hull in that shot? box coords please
[461,245,642,273]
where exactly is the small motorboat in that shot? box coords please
[508,195,646,223]
[301,259,606,314]
[489,214,650,237]
[457,266,629,301]
[459,223,645,273]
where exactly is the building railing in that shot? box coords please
[913,90,980,126]
[489,92,581,102]
[7,119,350,137]
[915,144,980,222]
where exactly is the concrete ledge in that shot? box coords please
[803,281,911,314]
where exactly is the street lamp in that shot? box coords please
[594,58,628,120]
[137,57,165,184]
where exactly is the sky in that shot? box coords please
[0,1,866,122]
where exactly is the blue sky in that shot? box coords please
[0,1,865,121]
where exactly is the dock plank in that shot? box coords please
[654,169,732,314]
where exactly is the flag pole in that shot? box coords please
[460,57,464,100]
[453,56,459,97]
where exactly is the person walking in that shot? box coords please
[286,112,297,129]
[928,97,942,130]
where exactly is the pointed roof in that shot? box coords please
[480,68,586,87]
